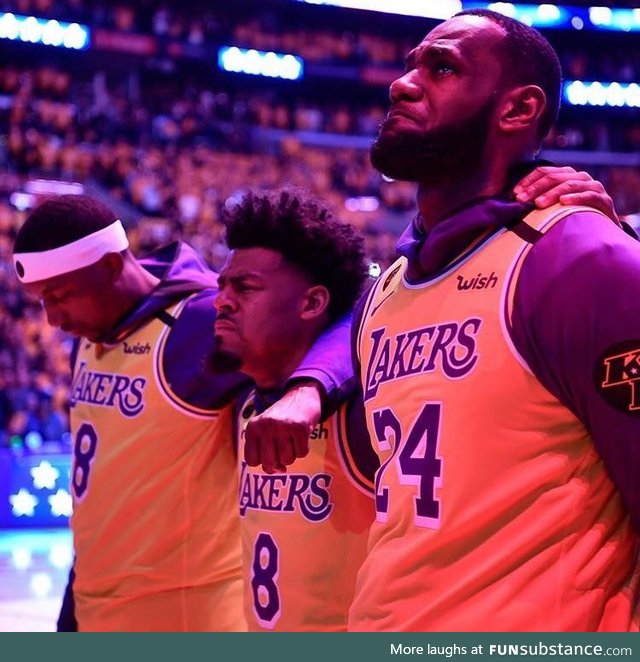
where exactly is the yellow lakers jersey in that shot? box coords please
[70,295,245,631]
[237,391,374,631]
[351,205,640,632]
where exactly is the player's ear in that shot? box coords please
[497,84,546,135]
[101,252,125,283]
[300,284,330,321]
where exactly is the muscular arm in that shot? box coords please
[245,314,358,473]
[167,292,355,413]
[288,313,356,416]
[511,211,640,530]
[166,290,357,471]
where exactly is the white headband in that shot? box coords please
[13,220,129,284]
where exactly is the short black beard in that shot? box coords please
[206,337,243,374]
[370,99,495,184]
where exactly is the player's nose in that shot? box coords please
[389,70,422,103]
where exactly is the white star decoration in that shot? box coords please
[49,542,73,569]
[48,489,73,517]
[31,573,53,598]
[9,489,38,516]
[12,547,32,570]
[30,460,60,489]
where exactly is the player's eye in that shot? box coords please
[236,280,258,293]
[433,60,454,76]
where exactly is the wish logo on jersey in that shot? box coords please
[239,461,333,522]
[123,341,151,355]
[70,361,147,417]
[364,318,482,401]
[456,271,498,291]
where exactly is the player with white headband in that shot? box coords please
[11,193,354,631]
[13,218,129,285]
[14,208,143,341]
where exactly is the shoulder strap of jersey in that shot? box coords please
[516,203,608,237]
[155,293,223,418]
[504,203,610,326]
[355,256,407,366]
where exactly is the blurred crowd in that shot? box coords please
[0,201,71,447]
[1,0,640,443]
[0,62,417,263]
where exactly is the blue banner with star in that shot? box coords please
[0,449,72,527]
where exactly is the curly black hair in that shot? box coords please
[224,188,369,321]
[14,194,119,253]
[456,9,562,143]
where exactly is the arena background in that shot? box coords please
[0,0,638,630]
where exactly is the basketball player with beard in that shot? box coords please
[350,9,640,631]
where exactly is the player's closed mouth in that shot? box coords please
[387,108,416,121]
[215,319,237,330]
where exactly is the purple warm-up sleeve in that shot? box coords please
[288,313,357,417]
[511,210,640,530]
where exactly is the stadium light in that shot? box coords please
[218,46,303,80]
[564,80,640,108]
[589,7,640,31]
[345,196,380,212]
[294,0,462,19]
[475,2,570,26]
[294,1,640,31]
[0,12,90,49]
